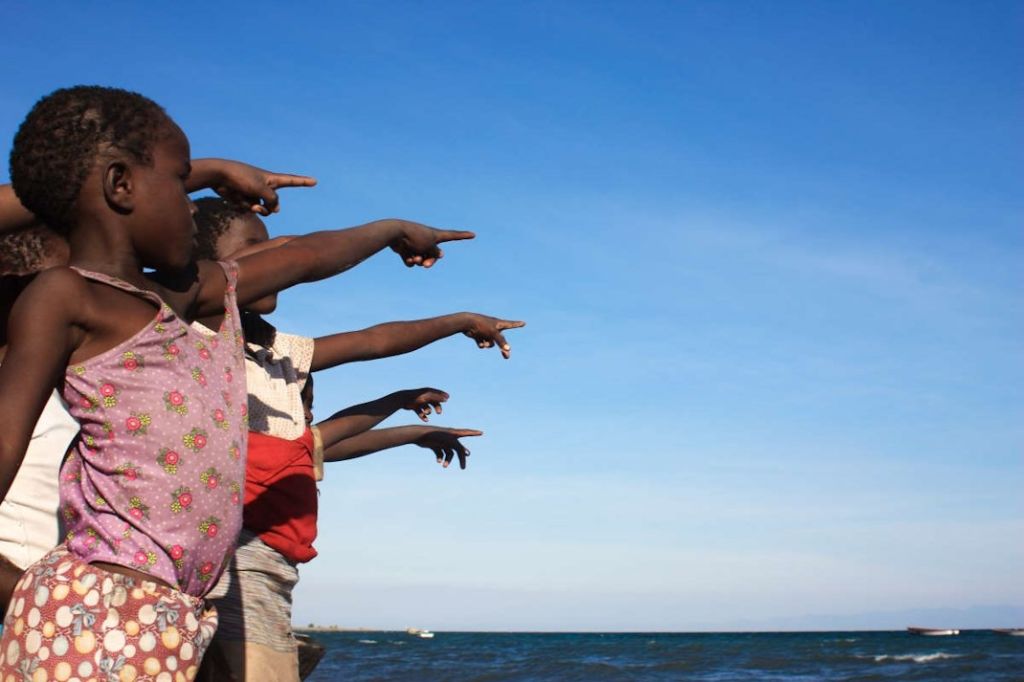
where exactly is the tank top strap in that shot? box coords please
[213,259,241,324]
[68,266,166,309]
[214,259,240,298]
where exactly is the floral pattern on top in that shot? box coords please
[61,262,248,597]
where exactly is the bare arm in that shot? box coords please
[188,219,475,318]
[0,270,81,503]
[1,160,315,235]
[186,159,316,215]
[310,313,526,370]
[315,388,449,446]
[324,425,482,469]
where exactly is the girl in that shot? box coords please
[0,159,315,609]
[0,85,472,678]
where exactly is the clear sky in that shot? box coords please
[2,1,1022,631]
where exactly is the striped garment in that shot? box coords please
[204,530,299,652]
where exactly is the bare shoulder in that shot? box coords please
[28,265,89,290]
[4,267,85,362]
[18,266,92,314]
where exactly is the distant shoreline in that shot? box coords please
[295,626,388,633]
[293,626,1024,634]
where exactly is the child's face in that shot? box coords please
[129,123,198,271]
[218,214,277,313]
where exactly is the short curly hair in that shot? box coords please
[193,196,249,260]
[0,226,65,275]
[8,85,171,234]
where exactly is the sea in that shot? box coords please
[302,630,1024,681]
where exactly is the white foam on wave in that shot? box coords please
[358,639,378,644]
[868,652,963,664]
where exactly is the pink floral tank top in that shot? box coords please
[60,263,248,597]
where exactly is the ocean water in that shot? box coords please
[302,630,1024,681]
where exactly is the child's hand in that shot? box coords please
[402,388,449,422]
[462,314,526,360]
[413,427,483,469]
[388,220,475,268]
[207,160,317,215]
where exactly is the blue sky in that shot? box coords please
[2,1,1022,630]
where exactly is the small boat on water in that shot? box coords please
[992,628,1024,636]
[406,627,435,639]
[907,626,960,636]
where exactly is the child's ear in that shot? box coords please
[102,160,134,214]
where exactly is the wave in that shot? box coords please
[358,639,378,644]
[866,652,963,663]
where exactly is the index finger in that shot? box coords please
[436,230,476,243]
[266,173,318,189]
[497,320,526,330]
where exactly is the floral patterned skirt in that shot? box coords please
[0,544,217,681]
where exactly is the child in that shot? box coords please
[0,85,473,678]
[202,374,482,681]
[0,162,315,601]
[192,200,523,680]
[0,160,316,609]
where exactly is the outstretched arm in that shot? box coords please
[186,159,316,215]
[324,425,482,469]
[1,160,315,234]
[1,159,311,236]
[310,313,526,370]
[189,219,476,318]
[315,388,449,446]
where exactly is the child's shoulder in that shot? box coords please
[19,266,94,307]
[28,266,162,317]
[4,267,91,351]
